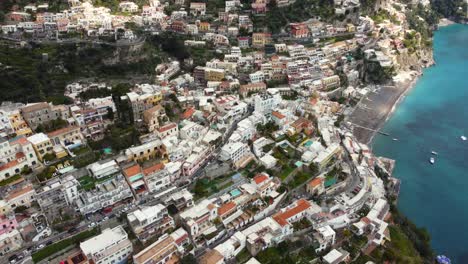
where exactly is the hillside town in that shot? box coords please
[0,0,439,263]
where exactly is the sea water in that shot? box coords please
[372,24,468,262]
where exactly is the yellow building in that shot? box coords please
[145,92,163,106]
[204,68,225,82]
[143,105,167,133]
[346,23,356,33]
[125,139,167,163]
[47,126,84,146]
[252,32,272,48]
[9,111,32,136]
[27,133,53,161]
[198,22,211,32]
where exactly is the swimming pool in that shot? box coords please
[304,140,313,147]
[230,189,242,197]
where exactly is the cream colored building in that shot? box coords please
[27,133,53,161]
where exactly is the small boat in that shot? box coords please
[429,157,435,164]
[392,138,398,141]
[436,255,451,264]
[431,151,438,155]
[461,136,467,141]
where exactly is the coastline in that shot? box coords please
[348,46,436,145]
[367,71,422,145]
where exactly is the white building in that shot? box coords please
[80,226,133,264]
[254,93,281,117]
[133,228,190,264]
[0,229,23,257]
[76,174,133,215]
[127,204,175,241]
[87,160,120,179]
[219,142,253,169]
[179,199,217,238]
[249,71,265,83]
[314,225,336,252]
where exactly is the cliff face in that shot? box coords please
[101,41,148,66]
[395,47,434,72]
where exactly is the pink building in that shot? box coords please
[0,214,18,235]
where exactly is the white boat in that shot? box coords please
[392,138,398,141]
[429,157,435,164]
[431,151,438,155]
[461,136,467,141]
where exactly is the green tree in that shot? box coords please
[180,254,197,264]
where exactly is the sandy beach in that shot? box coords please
[438,18,455,27]
[347,71,421,144]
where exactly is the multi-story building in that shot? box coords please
[163,188,194,212]
[0,136,39,180]
[123,164,149,198]
[190,2,206,16]
[182,145,212,177]
[272,199,318,228]
[241,217,289,256]
[35,175,79,222]
[290,23,309,38]
[119,1,139,13]
[307,177,325,196]
[143,163,171,193]
[321,75,341,90]
[27,133,53,161]
[4,184,36,209]
[219,142,253,169]
[0,103,32,137]
[0,229,23,257]
[252,33,271,48]
[125,139,167,163]
[133,228,190,264]
[240,83,267,98]
[143,105,167,133]
[80,226,133,264]
[47,126,84,147]
[8,110,33,137]
[76,174,133,215]
[249,71,265,83]
[87,159,120,180]
[204,68,225,82]
[251,173,280,198]
[0,214,18,236]
[127,204,175,242]
[20,102,69,130]
[126,92,163,122]
[156,123,179,139]
[179,199,217,238]
[253,92,282,117]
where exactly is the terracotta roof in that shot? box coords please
[207,203,216,210]
[15,152,25,159]
[271,111,285,119]
[253,174,268,185]
[124,164,142,177]
[217,201,236,216]
[9,137,29,145]
[0,160,19,171]
[143,163,165,175]
[21,102,49,113]
[47,126,79,138]
[199,249,224,264]
[309,177,324,188]
[181,107,195,119]
[7,185,34,200]
[158,123,177,133]
[361,217,371,225]
[273,199,311,226]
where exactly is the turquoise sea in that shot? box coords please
[372,24,468,262]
